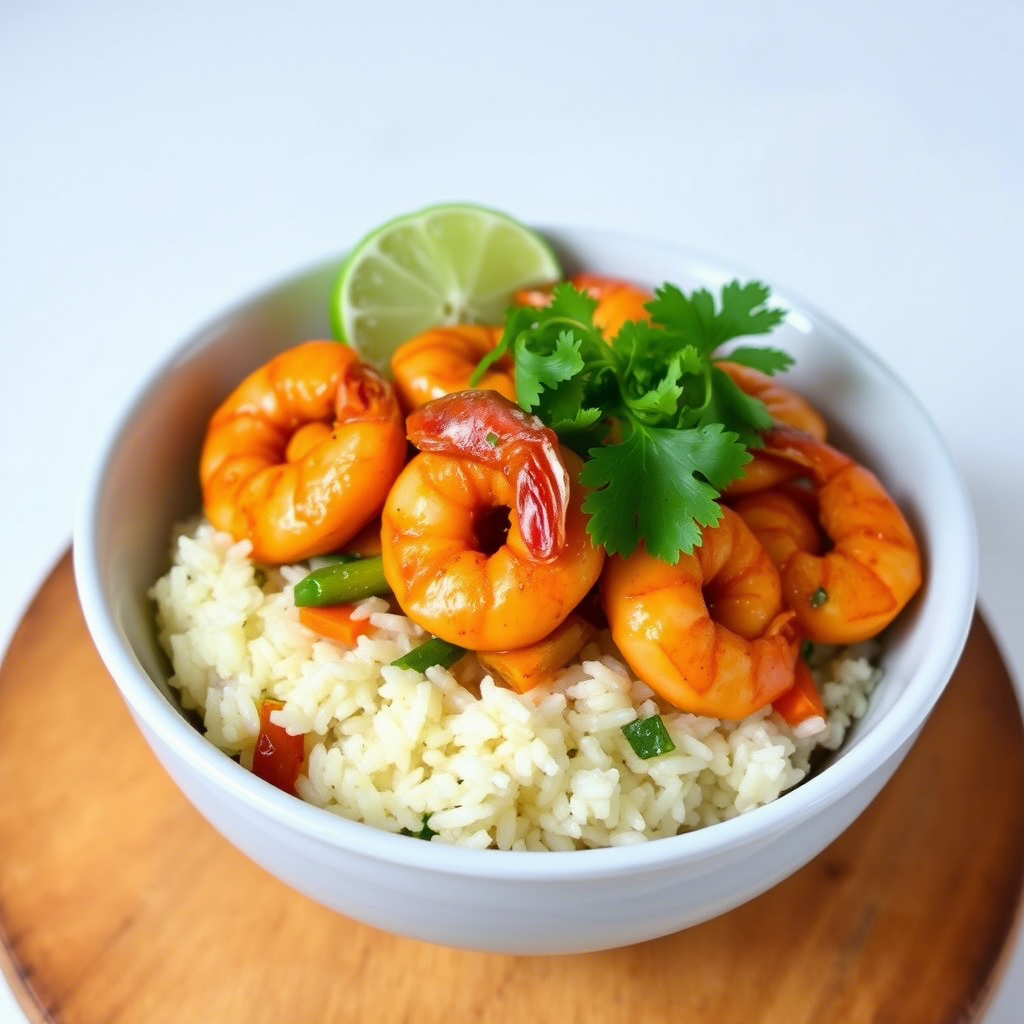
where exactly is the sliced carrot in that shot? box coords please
[298,603,373,646]
[478,615,594,694]
[252,700,305,795]
[773,658,826,727]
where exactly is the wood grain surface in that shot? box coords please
[1,553,1022,1024]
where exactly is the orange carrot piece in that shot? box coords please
[478,615,594,694]
[773,658,826,727]
[252,700,304,795]
[298,603,373,646]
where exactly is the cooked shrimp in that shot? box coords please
[743,425,923,644]
[389,324,514,412]
[200,340,406,563]
[516,273,652,338]
[380,390,605,650]
[730,486,822,569]
[718,362,828,496]
[572,274,652,337]
[601,507,800,719]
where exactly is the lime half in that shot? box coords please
[331,203,561,370]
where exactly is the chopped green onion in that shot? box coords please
[400,813,437,841]
[390,636,466,673]
[293,555,390,607]
[621,715,676,760]
[809,586,829,609]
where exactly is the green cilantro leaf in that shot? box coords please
[625,354,686,422]
[719,345,793,375]
[545,280,601,322]
[647,280,785,354]
[475,276,790,562]
[579,423,750,562]
[514,328,585,410]
[714,280,787,341]
[699,367,774,446]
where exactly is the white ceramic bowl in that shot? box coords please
[74,227,977,954]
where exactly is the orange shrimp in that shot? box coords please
[389,324,515,412]
[739,425,923,645]
[730,486,823,568]
[719,362,828,497]
[572,274,652,337]
[200,340,406,563]
[516,273,652,338]
[380,390,605,650]
[601,507,800,719]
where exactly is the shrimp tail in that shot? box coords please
[407,390,569,561]
[336,359,401,424]
[513,443,569,560]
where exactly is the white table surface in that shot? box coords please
[2,1,1021,1020]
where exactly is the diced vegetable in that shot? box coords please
[252,700,305,795]
[400,813,438,841]
[390,637,466,672]
[621,715,677,759]
[477,615,594,693]
[293,555,390,607]
[773,659,826,727]
[297,604,373,646]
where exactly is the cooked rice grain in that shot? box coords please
[150,522,880,850]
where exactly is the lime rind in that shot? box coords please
[332,203,560,370]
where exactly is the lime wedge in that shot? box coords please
[331,203,561,370]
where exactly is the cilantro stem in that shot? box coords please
[692,364,715,420]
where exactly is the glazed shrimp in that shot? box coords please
[380,390,605,650]
[517,274,652,338]
[730,486,822,569]
[602,507,800,719]
[719,362,827,439]
[200,340,406,564]
[389,325,515,412]
[719,362,828,497]
[739,425,923,645]
[572,274,652,337]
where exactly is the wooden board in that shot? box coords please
[1,553,1023,1023]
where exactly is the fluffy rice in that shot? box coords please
[150,520,880,850]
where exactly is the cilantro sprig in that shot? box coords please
[472,278,790,563]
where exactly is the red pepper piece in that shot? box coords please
[252,700,305,795]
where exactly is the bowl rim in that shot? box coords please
[73,223,979,881]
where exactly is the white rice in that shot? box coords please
[150,520,881,850]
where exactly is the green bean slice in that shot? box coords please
[293,556,390,607]
[390,637,466,673]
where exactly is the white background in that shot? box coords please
[1,1,1021,1020]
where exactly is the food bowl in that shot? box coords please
[73,227,976,954]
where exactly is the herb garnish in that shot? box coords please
[400,813,437,841]
[622,715,677,759]
[472,280,790,562]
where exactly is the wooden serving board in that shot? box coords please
[1,554,1023,1024]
